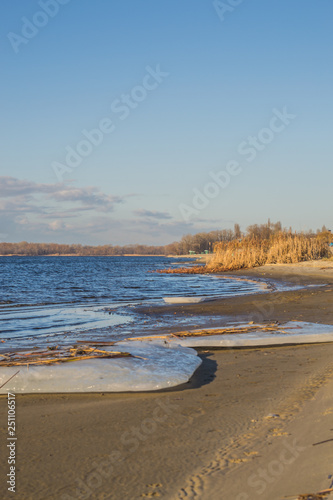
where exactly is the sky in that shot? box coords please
[0,0,332,245]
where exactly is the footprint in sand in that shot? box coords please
[269,427,289,437]
[229,458,248,464]
[244,451,259,457]
[141,484,163,497]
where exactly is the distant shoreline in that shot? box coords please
[0,253,207,258]
[0,253,167,257]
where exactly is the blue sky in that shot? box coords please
[1,0,332,244]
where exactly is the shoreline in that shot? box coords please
[1,262,333,498]
[139,261,333,328]
[0,270,270,356]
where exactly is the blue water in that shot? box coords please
[0,256,266,350]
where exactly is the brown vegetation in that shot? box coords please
[155,265,206,274]
[208,232,330,272]
[0,346,136,367]
[157,222,332,274]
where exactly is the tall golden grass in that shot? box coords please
[207,232,330,272]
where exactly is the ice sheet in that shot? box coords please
[148,322,333,348]
[0,342,201,394]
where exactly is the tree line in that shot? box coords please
[0,221,330,256]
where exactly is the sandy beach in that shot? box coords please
[1,262,333,500]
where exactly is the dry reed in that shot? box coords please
[207,233,329,272]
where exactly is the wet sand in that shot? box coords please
[1,262,333,499]
[138,261,333,328]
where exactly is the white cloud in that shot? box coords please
[48,220,72,231]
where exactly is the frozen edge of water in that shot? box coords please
[1,322,333,393]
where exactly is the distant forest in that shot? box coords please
[0,222,330,256]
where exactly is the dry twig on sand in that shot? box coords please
[285,488,333,499]
[125,323,299,341]
[172,323,298,338]
[0,346,136,367]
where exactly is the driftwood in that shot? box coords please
[126,323,299,341]
[0,346,137,367]
[0,322,302,367]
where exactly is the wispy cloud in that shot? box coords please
[0,176,123,214]
[0,176,126,240]
[0,177,58,197]
[133,209,172,220]
[49,187,123,211]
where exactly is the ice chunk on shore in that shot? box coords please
[163,297,205,304]
[0,342,201,394]
[167,321,333,348]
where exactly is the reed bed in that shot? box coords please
[156,233,330,274]
[207,233,329,272]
